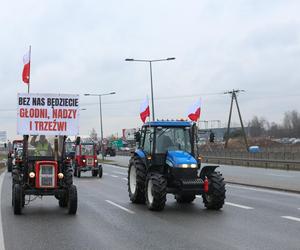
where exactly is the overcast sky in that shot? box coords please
[1,0,300,139]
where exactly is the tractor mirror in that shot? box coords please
[76,137,81,145]
[134,132,141,143]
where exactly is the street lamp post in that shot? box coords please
[125,57,175,121]
[84,92,116,160]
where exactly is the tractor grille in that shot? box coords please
[87,158,94,166]
[181,178,203,186]
[39,165,55,188]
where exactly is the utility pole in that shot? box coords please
[224,89,249,151]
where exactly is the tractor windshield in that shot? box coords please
[156,127,191,153]
[81,144,94,156]
[28,135,55,157]
[65,142,75,154]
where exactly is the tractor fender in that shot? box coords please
[199,165,219,179]
[130,149,147,167]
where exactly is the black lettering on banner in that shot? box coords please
[19,97,30,105]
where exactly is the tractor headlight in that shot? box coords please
[82,159,86,163]
[58,173,64,179]
[29,172,35,178]
[95,159,98,163]
[178,164,197,168]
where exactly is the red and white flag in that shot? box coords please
[22,48,31,84]
[187,99,201,121]
[140,96,150,123]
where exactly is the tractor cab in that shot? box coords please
[65,140,76,161]
[12,135,77,215]
[128,120,226,211]
[73,140,102,178]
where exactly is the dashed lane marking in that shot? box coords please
[122,178,127,181]
[113,171,127,176]
[105,200,135,214]
[110,175,118,178]
[266,174,294,178]
[103,173,108,176]
[281,216,300,223]
[225,202,254,210]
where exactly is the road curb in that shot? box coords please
[0,171,6,250]
[226,181,300,194]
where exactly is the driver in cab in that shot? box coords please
[30,135,53,156]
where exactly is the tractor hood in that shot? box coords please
[166,151,197,167]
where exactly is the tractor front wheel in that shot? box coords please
[175,194,196,203]
[13,184,22,215]
[68,185,78,215]
[7,158,12,172]
[98,166,103,178]
[128,159,146,204]
[92,169,98,177]
[202,172,226,210]
[145,173,167,211]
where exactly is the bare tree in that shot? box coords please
[248,116,267,137]
[90,128,98,142]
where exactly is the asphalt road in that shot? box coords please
[1,165,300,250]
[110,155,300,192]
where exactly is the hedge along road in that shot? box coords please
[1,165,300,250]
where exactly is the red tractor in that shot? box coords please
[7,140,23,173]
[73,140,103,178]
[12,135,77,215]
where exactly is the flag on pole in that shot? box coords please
[140,96,150,123]
[22,48,31,84]
[187,99,201,121]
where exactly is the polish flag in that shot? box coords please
[140,97,150,123]
[22,49,31,84]
[187,99,201,121]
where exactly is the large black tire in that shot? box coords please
[92,170,98,177]
[12,184,14,207]
[175,194,196,203]
[128,158,146,204]
[202,172,226,210]
[7,158,12,172]
[65,167,73,185]
[59,195,68,208]
[68,185,78,215]
[145,173,167,211]
[98,166,103,178]
[13,184,22,215]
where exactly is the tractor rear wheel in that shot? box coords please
[202,172,226,210]
[128,158,146,204]
[175,194,196,203]
[92,170,98,177]
[13,184,22,215]
[98,166,103,178]
[145,173,167,211]
[68,185,78,215]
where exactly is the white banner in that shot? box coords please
[17,93,80,136]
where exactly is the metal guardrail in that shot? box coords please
[203,155,300,170]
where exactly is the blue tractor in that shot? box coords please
[128,120,226,211]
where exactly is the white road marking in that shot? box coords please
[110,175,118,178]
[113,171,127,176]
[225,202,254,210]
[0,172,6,250]
[103,173,108,176]
[122,177,127,181]
[266,174,294,178]
[298,208,300,210]
[105,200,135,214]
[227,184,300,198]
[281,216,300,222]
[105,164,128,170]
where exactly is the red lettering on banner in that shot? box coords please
[19,108,48,118]
[52,109,77,119]
[34,121,67,131]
